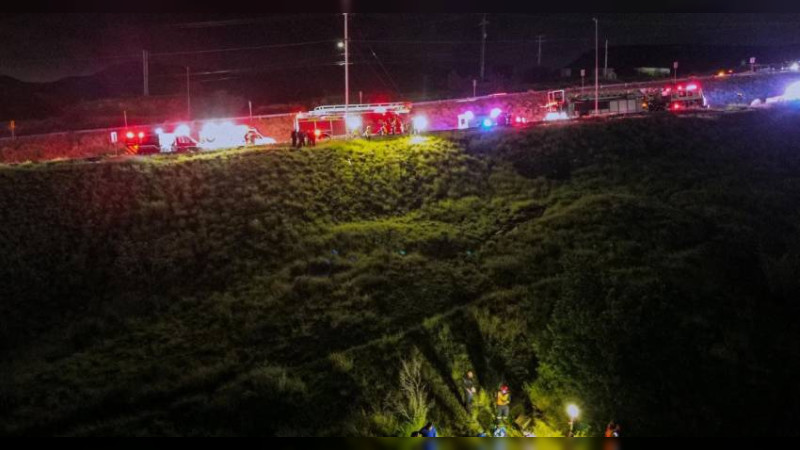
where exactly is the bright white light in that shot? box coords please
[374,107,387,113]
[198,121,252,150]
[482,118,493,127]
[158,133,176,152]
[337,41,344,49]
[412,115,428,131]
[254,136,277,145]
[490,107,502,118]
[154,128,164,135]
[544,112,568,121]
[686,84,698,91]
[784,81,800,101]
[790,62,799,72]
[567,404,580,419]
[346,115,362,131]
[463,111,474,121]
[175,124,191,137]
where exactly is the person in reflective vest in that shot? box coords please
[496,385,510,420]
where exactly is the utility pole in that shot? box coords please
[479,14,488,81]
[344,13,350,115]
[142,50,149,96]
[359,90,363,104]
[537,34,544,66]
[594,17,599,116]
[248,101,253,121]
[123,110,128,128]
[186,66,191,121]
[604,39,608,79]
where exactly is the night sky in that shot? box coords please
[1,13,799,83]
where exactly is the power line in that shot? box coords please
[151,39,336,57]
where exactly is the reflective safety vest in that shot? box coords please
[497,391,510,406]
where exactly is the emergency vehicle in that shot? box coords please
[543,80,708,119]
[456,107,517,130]
[652,82,709,111]
[295,102,412,139]
[122,121,275,155]
[123,126,197,154]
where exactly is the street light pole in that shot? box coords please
[479,14,488,81]
[186,66,191,121]
[594,17,599,116]
[537,34,544,66]
[142,50,149,96]
[344,13,349,116]
[604,39,608,78]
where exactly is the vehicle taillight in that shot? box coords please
[138,132,145,138]
[126,131,134,139]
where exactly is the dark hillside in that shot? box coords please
[2,110,800,436]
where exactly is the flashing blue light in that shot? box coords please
[482,118,493,128]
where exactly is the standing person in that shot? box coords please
[462,371,477,413]
[613,423,621,437]
[308,130,316,147]
[605,422,615,437]
[496,385,510,421]
[298,130,305,148]
[291,129,297,148]
[419,422,437,437]
[363,125,372,140]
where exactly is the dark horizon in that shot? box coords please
[2,13,800,83]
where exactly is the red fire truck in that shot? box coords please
[295,102,412,139]
[543,80,708,119]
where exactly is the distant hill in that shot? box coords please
[566,44,800,75]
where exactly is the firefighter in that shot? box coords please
[291,129,298,148]
[496,385,510,421]
[308,130,316,146]
[298,130,306,147]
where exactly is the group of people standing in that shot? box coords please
[462,371,511,421]
[460,370,621,438]
[290,129,316,148]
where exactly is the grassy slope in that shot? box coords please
[1,110,800,436]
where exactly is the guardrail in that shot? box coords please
[0,69,791,144]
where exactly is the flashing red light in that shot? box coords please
[126,131,135,139]
[677,85,684,91]
[672,103,682,110]
[137,132,145,138]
